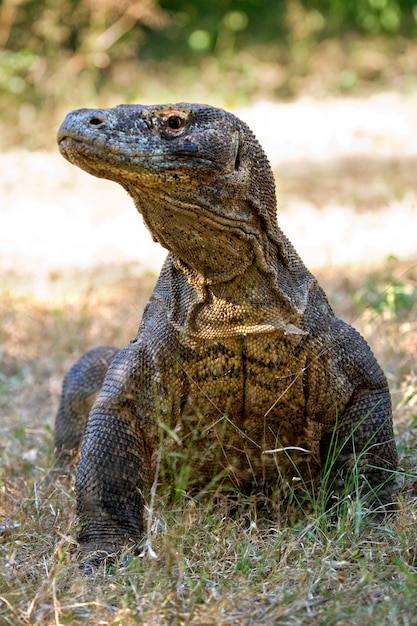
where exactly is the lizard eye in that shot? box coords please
[156,109,188,134]
[167,115,185,131]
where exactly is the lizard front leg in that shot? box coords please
[54,346,119,471]
[323,385,397,508]
[75,343,158,567]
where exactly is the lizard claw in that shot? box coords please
[79,549,117,575]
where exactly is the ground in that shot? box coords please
[1,93,417,625]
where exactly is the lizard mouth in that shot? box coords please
[57,134,231,176]
[58,136,87,159]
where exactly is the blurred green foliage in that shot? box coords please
[355,279,417,318]
[1,0,417,148]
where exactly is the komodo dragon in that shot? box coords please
[55,103,397,565]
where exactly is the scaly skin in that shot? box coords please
[55,103,397,565]
[54,346,119,470]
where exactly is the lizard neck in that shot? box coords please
[190,263,309,339]
[127,171,316,337]
[129,184,267,284]
[155,255,310,340]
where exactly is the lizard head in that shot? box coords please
[57,103,281,283]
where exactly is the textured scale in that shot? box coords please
[55,103,397,564]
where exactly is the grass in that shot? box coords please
[1,258,417,625]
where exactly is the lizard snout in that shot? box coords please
[57,108,109,144]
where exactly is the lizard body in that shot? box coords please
[55,103,397,565]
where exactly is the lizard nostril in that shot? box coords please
[89,116,105,127]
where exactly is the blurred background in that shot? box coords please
[1,0,417,296]
[1,0,417,148]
